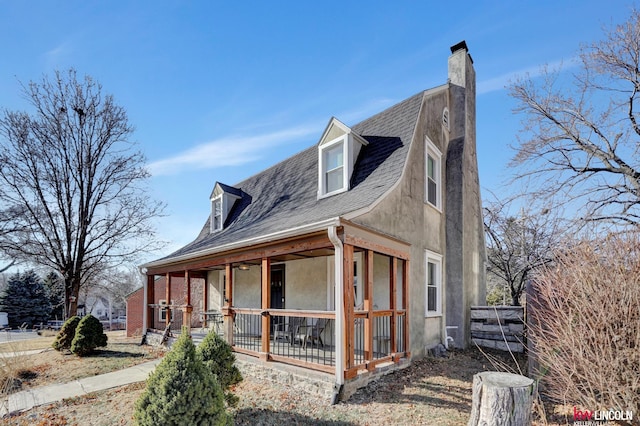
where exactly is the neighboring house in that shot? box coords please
[141,42,485,398]
[126,275,204,337]
[79,295,110,319]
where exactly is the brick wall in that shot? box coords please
[126,288,144,337]
[125,276,205,337]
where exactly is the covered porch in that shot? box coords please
[142,221,410,383]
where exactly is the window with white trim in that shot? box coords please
[425,250,442,316]
[425,137,442,209]
[212,196,223,232]
[158,299,175,321]
[320,136,347,196]
[159,299,167,321]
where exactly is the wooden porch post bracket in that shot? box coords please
[261,257,271,356]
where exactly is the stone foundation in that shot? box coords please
[340,359,411,401]
[234,353,336,403]
[145,330,411,405]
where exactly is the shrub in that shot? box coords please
[52,316,81,351]
[134,332,231,426]
[70,315,108,356]
[197,330,243,407]
[529,232,640,414]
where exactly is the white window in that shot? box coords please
[425,250,442,317]
[211,196,223,232]
[159,299,175,321]
[325,143,344,193]
[319,136,347,196]
[425,137,442,209]
[159,299,167,321]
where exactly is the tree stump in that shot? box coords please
[468,371,536,426]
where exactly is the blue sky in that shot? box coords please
[0,1,634,261]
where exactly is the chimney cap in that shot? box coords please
[450,40,468,54]
[450,40,473,63]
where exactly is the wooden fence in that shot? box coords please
[470,306,525,353]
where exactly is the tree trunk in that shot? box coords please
[468,371,536,426]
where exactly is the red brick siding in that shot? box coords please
[125,276,205,337]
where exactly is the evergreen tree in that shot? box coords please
[0,270,51,327]
[134,331,231,426]
[43,272,65,320]
[197,330,243,407]
[52,316,81,351]
[70,314,108,356]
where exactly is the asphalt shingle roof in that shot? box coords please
[156,90,425,262]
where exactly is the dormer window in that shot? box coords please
[212,196,223,231]
[209,182,242,233]
[318,118,367,198]
[323,137,346,194]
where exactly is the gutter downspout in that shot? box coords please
[328,225,345,404]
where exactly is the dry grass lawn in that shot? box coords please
[0,336,570,425]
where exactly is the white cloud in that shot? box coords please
[146,124,320,176]
[477,58,577,95]
[44,42,72,67]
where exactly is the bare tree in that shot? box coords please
[529,232,640,412]
[0,69,164,317]
[510,9,640,225]
[483,196,561,305]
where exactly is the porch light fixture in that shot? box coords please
[238,263,250,271]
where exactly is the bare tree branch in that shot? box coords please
[0,69,165,317]
[509,9,640,225]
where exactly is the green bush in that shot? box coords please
[197,330,243,407]
[70,315,108,356]
[134,332,231,426]
[52,316,81,351]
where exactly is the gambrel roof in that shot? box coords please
[153,89,428,263]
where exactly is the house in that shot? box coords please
[141,41,485,400]
[79,295,110,319]
[126,275,205,337]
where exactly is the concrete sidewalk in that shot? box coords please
[1,358,161,417]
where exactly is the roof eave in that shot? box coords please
[141,217,343,271]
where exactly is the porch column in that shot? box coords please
[165,273,172,328]
[203,273,208,328]
[261,258,271,359]
[328,226,345,388]
[403,259,410,355]
[183,270,192,336]
[390,258,397,354]
[364,250,374,364]
[144,274,154,332]
[222,264,234,345]
[343,244,355,373]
